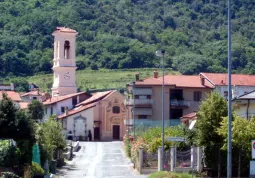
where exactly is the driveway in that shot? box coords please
[55,141,149,178]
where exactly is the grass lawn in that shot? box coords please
[149,171,196,178]
[11,68,178,92]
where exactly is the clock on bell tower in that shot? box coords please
[51,27,78,96]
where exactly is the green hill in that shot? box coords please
[0,0,254,77]
[6,68,178,92]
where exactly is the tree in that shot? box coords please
[217,114,255,177]
[28,100,44,121]
[37,116,66,163]
[196,91,228,177]
[11,78,29,92]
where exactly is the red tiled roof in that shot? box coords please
[200,73,255,86]
[181,112,197,119]
[43,92,87,105]
[135,75,213,88]
[54,27,77,33]
[58,103,96,119]
[19,102,30,109]
[0,91,22,101]
[76,90,113,106]
[21,90,47,97]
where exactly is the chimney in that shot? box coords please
[221,80,224,84]
[201,77,205,85]
[135,73,140,81]
[64,107,68,116]
[154,70,158,78]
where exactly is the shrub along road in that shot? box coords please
[55,141,148,178]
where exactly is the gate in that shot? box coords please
[176,149,191,168]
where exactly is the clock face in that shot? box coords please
[64,72,70,80]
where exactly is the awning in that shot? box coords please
[135,108,152,115]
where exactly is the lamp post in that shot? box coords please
[133,81,136,139]
[227,0,232,176]
[156,50,165,170]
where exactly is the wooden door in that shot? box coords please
[94,127,100,140]
[112,125,120,140]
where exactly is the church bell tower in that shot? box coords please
[51,27,78,96]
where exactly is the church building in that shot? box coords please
[42,27,126,141]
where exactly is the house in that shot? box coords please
[20,89,50,102]
[0,90,22,107]
[58,90,126,141]
[200,73,255,98]
[43,92,91,120]
[232,90,255,119]
[125,71,213,129]
[0,83,14,91]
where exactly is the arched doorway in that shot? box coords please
[112,125,120,140]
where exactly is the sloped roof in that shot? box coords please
[19,102,30,109]
[43,92,87,105]
[58,103,96,119]
[53,27,77,34]
[21,90,47,97]
[135,75,213,88]
[0,91,22,102]
[181,112,197,120]
[233,90,255,100]
[200,73,255,86]
[76,90,113,106]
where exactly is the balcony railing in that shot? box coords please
[170,99,190,108]
[124,119,181,129]
[124,99,153,106]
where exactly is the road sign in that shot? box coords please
[166,137,185,142]
[252,140,255,159]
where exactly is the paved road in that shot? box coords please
[56,141,149,178]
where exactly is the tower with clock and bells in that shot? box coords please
[51,27,78,97]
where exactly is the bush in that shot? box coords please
[1,172,21,178]
[31,162,45,176]
[149,171,195,178]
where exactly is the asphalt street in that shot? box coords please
[55,141,149,178]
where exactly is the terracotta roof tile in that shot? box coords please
[19,102,30,109]
[181,112,197,119]
[21,90,47,97]
[0,91,22,101]
[135,75,213,88]
[58,103,96,119]
[200,73,255,86]
[54,27,77,33]
[43,92,87,105]
[76,90,113,106]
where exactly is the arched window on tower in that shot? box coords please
[64,40,70,59]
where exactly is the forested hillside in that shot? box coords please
[0,0,254,77]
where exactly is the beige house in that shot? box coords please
[58,90,126,141]
[125,71,213,129]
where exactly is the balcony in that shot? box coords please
[124,119,181,129]
[124,99,153,107]
[170,99,190,108]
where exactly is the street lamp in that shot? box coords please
[155,50,165,171]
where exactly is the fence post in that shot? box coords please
[138,147,144,174]
[170,146,175,172]
[191,146,194,172]
[197,147,202,172]
[158,146,163,171]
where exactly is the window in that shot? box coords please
[32,97,37,100]
[72,97,77,106]
[61,107,65,113]
[138,115,147,119]
[224,91,228,97]
[50,107,53,115]
[112,106,120,114]
[45,108,47,114]
[194,91,202,101]
[64,41,70,59]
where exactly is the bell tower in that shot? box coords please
[51,27,78,96]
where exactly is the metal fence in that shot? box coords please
[143,151,158,168]
[176,149,191,168]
